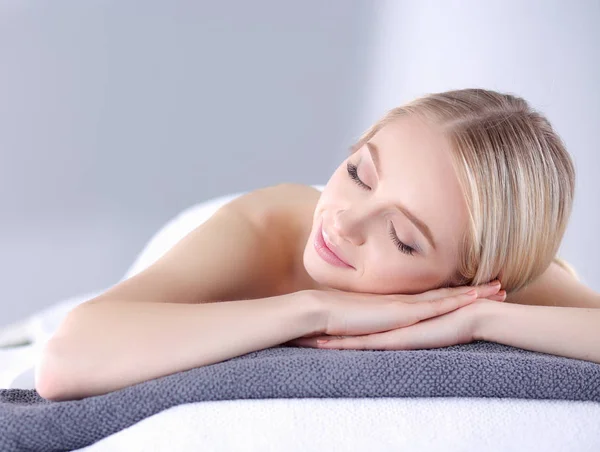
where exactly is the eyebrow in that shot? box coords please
[365,141,437,252]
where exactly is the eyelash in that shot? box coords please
[388,225,416,256]
[346,162,371,190]
[346,161,416,256]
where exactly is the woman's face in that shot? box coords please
[303,115,470,294]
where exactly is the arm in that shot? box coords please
[474,287,600,364]
[36,291,322,402]
[35,185,319,401]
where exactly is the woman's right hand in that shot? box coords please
[307,281,504,337]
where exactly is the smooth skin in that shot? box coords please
[37,183,503,401]
[37,117,599,401]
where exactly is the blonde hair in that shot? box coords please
[354,88,577,294]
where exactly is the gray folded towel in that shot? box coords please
[1,341,599,452]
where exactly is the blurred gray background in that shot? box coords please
[1,0,598,328]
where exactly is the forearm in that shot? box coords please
[36,292,322,401]
[475,301,600,364]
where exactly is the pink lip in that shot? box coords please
[313,220,353,269]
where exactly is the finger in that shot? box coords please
[286,335,355,348]
[284,338,319,348]
[316,333,389,350]
[474,283,503,299]
[411,292,477,322]
[418,279,501,301]
[487,290,506,302]
[316,329,420,350]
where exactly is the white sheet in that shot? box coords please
[76,397,600,452]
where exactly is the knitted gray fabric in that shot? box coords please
[1,341,600,451]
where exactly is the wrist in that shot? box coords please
[289,290,328,337]
[471,299,505,341]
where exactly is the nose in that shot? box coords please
[332,208,366,246]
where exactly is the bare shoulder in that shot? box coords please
[505,261,600,308]
[84,183,320,307]
[225,183,321,226]
[224,182,321,260]
[220,183,320,293]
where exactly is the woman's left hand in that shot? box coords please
[284,298,501,350]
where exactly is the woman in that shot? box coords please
[36,88,600,402]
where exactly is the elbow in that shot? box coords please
[35,373,64,402]
[35,339,63,401]
[35,304,99,401]
[35,338,82,402]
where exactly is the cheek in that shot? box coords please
[361,249,441,294]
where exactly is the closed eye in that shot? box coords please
[346,161,416,257]
[388,222,416,256]
[346,162,371,190]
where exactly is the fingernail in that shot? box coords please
[316,339,329,345]
[489,290,506,301]
[466,289,477,295]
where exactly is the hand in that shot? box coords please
[287,298,501,351]
[297,280,504,339]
